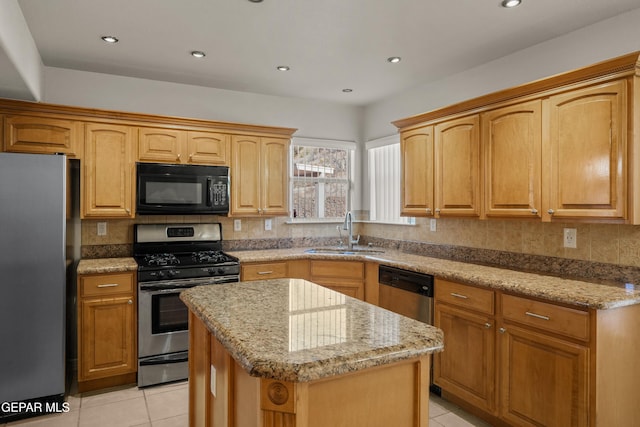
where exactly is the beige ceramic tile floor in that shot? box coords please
[2,383,489,427]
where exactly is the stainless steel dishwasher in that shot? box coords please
[378,265,434,324]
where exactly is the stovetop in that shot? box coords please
[135,250,238,268]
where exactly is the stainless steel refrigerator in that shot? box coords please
[0,152,72,422]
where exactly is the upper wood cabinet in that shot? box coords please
[434,114,481,217]
[543,80,627,221]
[230,135,289,217]
[137,127,230,165]
[394,52,640,224]
[482,100,542,218]
[400,126,434,216]
[82,123,135,218]
[2,114,83,157]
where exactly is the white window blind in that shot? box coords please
[368,141,414,224]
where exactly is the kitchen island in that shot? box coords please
[180,278,444,427]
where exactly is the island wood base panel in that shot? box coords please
[188,312,431,427]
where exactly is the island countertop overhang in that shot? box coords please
[180,278,443,383]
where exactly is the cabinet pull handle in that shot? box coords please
[97,283,119,288]
[177,153,181,160]
[435,208,441,214]
[525,311,550,321]
[484,323,492,329]
[425,208,432,214]
[450,292,468,299]
[257,271,273,275]
[128,299,133,305]
[547,209,555,215]
[531,208,538,214]
[499,327,506,334]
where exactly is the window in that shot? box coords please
[290,138,354,221]
[367,137,414,225]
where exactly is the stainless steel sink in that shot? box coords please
[304,247,385,255]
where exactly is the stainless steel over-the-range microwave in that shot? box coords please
[136,162,229,215]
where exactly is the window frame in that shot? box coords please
[288,137,356,223]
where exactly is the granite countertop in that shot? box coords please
[229,248,640,310]
[180,278,444,383]
[77,257,138,275]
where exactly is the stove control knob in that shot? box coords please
[167,270,177,278]
[156,271,165,278]
[218,268,225,275]
[207,268,215,276]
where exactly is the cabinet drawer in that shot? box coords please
[435,279,494,315]
[242,262,288,281]
[502,294,589,341]
[80,273,134,297]
[310,260,364,279]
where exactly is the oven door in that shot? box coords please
[136,162,229,215]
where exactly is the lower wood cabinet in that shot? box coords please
[309,260,365,300]
[434,279,496,414]
[435,279,640,427]
[77,272,137,392]
[240,259,376,302]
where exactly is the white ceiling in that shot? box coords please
[7,0,640,106]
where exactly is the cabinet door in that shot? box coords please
[499,324,588,427]
[434,303,496,413]
[137,127,183,163]
[231,135,261,216]
[483,101,542,218]
[261,137,289,216]
[83,123,135,218]
[434,115,481,217]
[400,126,434,216]
[3,114,83,157]
[79,296,136,381]
[186,131,229,165]
[544,80,626,221]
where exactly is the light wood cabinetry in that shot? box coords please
[400,126,434,216]
[82,123,135,218]
[434,279,496,414]
[434,115,481,217]
[231,135,289,217]
[482,100,542,218]
[2,114,83,157]
[394,51,640,224]
[137,127,230,165]
[498,294,590,427]
[543,80,627,221]
[77,272,136,392]
[309,260,365,300]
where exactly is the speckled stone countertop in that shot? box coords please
[77,257,138,275]
[229,248,640,310]
[181,278,444,383]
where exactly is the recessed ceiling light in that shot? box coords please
[501,0,522,7]
[342,89,353,93]
[248,0,263,3]
[191,51,206,58]
[101,36,119,43]
[276,65,290,71]
[387,57,402,64]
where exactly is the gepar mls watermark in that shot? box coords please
[1,400,70,415]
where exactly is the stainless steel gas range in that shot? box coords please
[133,223,239,387]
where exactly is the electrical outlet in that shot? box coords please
[97,222,107,236]
[563,228,577,248]
[430,218,437,232]
[234,219,241,232]
[264,218,272,231]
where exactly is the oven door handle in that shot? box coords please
[139,353,189,366]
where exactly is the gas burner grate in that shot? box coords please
[143,253,180,266]
[191,250,234,264]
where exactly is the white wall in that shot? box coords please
[363,7,640,141]
[43,67,363,143]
